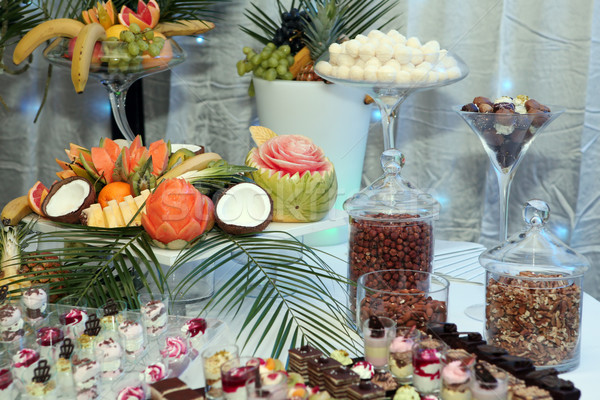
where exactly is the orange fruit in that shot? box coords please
[105,24,129,39]
[98,181,133,208]
[28,181,49,216]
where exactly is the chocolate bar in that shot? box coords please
[497,355,535,379]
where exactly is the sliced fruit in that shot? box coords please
[118,0,160,30]
[148,139,169,176]
[213,183,273,235]
[42,177,96,224]
[158,152,222,183]
[83,0,116,30]
[56,170,77,180]
[99,137,122,161]
[80,203,105,227]
[56,158,72,171]
[27,181,49,217]
[97,181,133,208]
[105,24,128,39]
[79,152,104,184]
[106,200,126,226]
[167,148,196,170]
[91,146,116,184]
[66,143,89,162]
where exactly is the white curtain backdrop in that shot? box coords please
[1,0,599,298]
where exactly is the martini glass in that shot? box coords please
[456,106,563,321]
[43,38,186,141]
[315,50,468,150]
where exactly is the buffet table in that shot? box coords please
[191,239,599,399]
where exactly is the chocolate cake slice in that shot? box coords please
[164,388,204,400]
[323,366,360,398]
[288,345,323,381]
[307,356,341,388]
[150,378,188,399]
[347,380,385,400]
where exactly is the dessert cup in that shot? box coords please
[202,343,239,399]
[470,362,508,400]
[140,361,168,384]
[139,292,169,337]
[11,335,41,386]
[389,326,421,383]
[118,310,147,362]
[36,313,64,362]
[181,317,207,357]
[71,353,101,400]
[21,284,49,326]
[412,338,447,395]
[160,326,191,378]
[24,358,57,400]
[44,38,186,141]
[441,359,472,400]
[362,316,396,372]
[115,377,148,400]
[0,301,25,343]
[221,357,261,400]
[94,336,123,380]
[56,295,89,340]
[0,353,15,399]
[97,299,127,334]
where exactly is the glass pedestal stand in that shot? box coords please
[44,38,186,141]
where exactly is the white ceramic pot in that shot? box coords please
[253,77,372,210]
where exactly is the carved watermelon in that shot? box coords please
[246,132,337,222]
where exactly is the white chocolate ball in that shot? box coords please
[337,65,350,80]
[330,66,339,77]
[315,61,333,76]
[338,53,356,67]
[416,61,433,71]
[387,30,406,44]
[441,53,457,68]
[367,29,386,41]
[401,62,415,72]
[395,70,411,84]
[393,44,413,64]
[437,70,448,81]
[350,65,364,80]
[447,66,461,79]
[377,65,396,82]
[384,59,402,71]
[355,34,369,44]
[364,65,378,81]
[422,40,441,64]
[410,48,424,66]
[410,68,428,82]
[375,43,394,63]
[406,36,422,48]
[365,57,382,68]
[346,39,361,58]
[329,42,342,55]
[359,43,376,61]
[426,71,439,83]
[354,59,366,69]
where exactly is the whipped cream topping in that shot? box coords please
[390,336,415,353]
[442,360,469,385]
[13,348,40,368]
[23,288,47,310]
[160,336,188,359]
[96,337,122,361]
[141,362,167,383]
[351,361,374,379]
[0,305,22,327]
[393,385,420,400]
[116,386,145,400]
[72,358,100,386]
[182,318,206,337]
[62,309,88,326]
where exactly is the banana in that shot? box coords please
[154,20,215,37]
[158,152,222,183]
[71,22,107,93]
[1,196,32,227]
[13,19,85,65]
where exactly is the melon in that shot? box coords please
[245,129,337,222]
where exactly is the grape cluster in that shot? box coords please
[237,42,294,81]
[101,23,164,73]
[272,8,309,55]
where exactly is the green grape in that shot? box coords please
[148,43,160,57]
[106,37,119,42]
[250,54,261,66]
[266,42,276,50]
[247,51,256,61]
[129,23,141,34]
[129,56,142,66]
[118,60,130,72]
[137,40,149,52]
[107,57,120,66]
[279,58,289,68]
[268,57,278,68]
[153,36,165,46]
[264,68,277,81]
[287,55,295,66]
[100,55,111,63]
[255,66,265,77]
[272,50,284,60]
[236,60,245,76]
[260,60,269,69]
[108,65,119,74]
[276,65,287,76]
[282,71,294,80]
[280,45,291,55]
[127,42,140,56]
[244,62,254,73]
[242,46,253,55]
[120,31,135,43]
[144,30,154,41]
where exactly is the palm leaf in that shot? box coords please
[1,220,361,358]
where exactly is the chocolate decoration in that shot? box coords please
[0,285,8,303]
[84,314,101,336]
[59,338,74,359]
[474,362,497,388]
[367,316,384,338]
[32,359,51,384]
[103,298,118,316]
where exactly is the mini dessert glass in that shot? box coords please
[470,362,508,400]
[139,292,169,337]
[160,326,191,378]
[412,338,446,395]
[118,310,147,361]
[10,335,41,386]
[56,295,89,340]
[97,299,127,334]
[94,336,123,380]
[21,284,49,326]
[71,353,101,400]
[0,301,26,343]
[181,317,207,357]
[202,343,239,399]
[25,358,58,400]
[55,337,75,389]
[114,377,148,400]
[389,326,421,383]
[441,358,472,400]
[139,361,169,384]
[362,316,396,371]
[221,357,261,400]
[0,352,15,399]
[36,313,64,362]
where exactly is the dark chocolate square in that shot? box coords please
[164,388,204,400]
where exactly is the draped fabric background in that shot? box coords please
[1,0,599,298]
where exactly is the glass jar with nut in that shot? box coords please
[480,199,589,372]
[344,149,440,321]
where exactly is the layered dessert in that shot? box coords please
[0,303,24,342]
[95,337,123,379]
[372,370,398,392]
[323,366,360,398]
[100,300,124,332]
[364,316,394,369]
[118,319,145,357]
[347,380,385,400]
[203,349,235,398]
[222,363,259,400]
[78,314,102,353]
[149,377,188,399]
[56,338,75,387]
[22,287,47,321]
[307,356,341,388]
[12,348,40,383]
[160,335,190,376]
[72,356,100,400]
[59,308,89,339]
[393,385,420,400]
[470,362,508,400]
[37,326,64,360]
[26,359,56,399]
[389,329,419,382]
[117,385,146,400]
[412,338,444,394]
[288,345,323,380]
[181,318,207,351]
[441,361,471,400]
[0,368,14,397]
[141,299,168,336]
[141,362,168,384]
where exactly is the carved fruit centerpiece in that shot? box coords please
[245,127,337,222]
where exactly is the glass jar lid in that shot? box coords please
[480,199,589,278]
[343,149,440,222]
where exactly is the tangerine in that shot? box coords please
[98,181,133,208]
[28,181,49,216]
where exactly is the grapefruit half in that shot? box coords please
[28,181,49,216]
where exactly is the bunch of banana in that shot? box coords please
[1,196,32,227]
[12,11,215,93]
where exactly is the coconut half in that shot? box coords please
[214,182,273,235]
[41,177,95,224]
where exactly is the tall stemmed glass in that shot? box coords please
[44,38,186,141]
[456,107,564,242]
[316,51,468,150]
